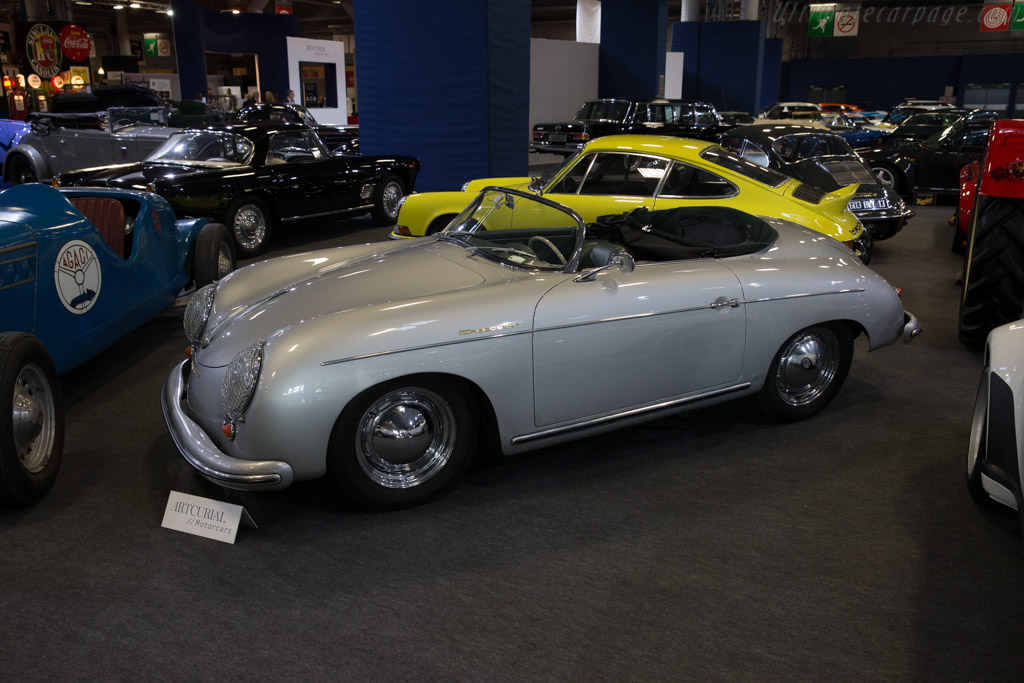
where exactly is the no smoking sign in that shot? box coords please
[834,7,860,36]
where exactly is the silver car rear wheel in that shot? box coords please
[227,197,273,258]
[757,324,853,421]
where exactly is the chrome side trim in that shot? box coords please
[280,204,374,223]
[746,288,865,304]
[511,382,752,445]
[0,276,34,292]
[0,240,36,256]
[321,329,533,366]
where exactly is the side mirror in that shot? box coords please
[575,249,634,282]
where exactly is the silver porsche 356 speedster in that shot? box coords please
[162,188,920,508]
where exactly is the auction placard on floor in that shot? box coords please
[161,491,256,544]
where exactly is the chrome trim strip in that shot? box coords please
[0,240,36,256]
[280,204,374,222]
[511,382,752,445]
[0,253,34,267]
[321,329,533,366]
[0,276,34,292]
[747,288,864,304]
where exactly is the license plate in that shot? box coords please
[848,200,864,210]
[547,134,566,143]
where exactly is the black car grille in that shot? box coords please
[821,160,876,186]
[792,183,827,204]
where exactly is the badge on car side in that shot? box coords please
[53,239,101,314]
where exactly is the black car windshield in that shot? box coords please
[440,189,584,272]
[699,146,788,187]
[574,100,630,122]
[922,120,965,148]
[148,131,254,165]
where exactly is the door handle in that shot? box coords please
[710,297,740,309]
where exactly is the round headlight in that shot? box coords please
[221,340,264,421]
[184,283,216,344]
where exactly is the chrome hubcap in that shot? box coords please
[216,243,233,277]
[381,181,403,219]
[356,387,456,489]
[233,205,267,251]
[775,329,839,407]
[11,363,56,473]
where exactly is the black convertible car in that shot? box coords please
[720,124,912,243]
[56,121,418,257]
[235,103,358,151]
[859,118,992,201]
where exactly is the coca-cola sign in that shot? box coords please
[59,24,91,63]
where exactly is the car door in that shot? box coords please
[53,128,111,175]
[543,151,659,221]
[531,259,746,427]
[260,130,334,218]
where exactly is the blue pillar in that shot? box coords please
[599,0,668,99]
[760,38,782,112]
[670,22,701,102]
[355,0,530,192]
[171,0,206,101]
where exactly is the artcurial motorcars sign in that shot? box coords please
[23,22,92,79]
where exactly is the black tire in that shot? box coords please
[958,197,1024,346]
[426,215,455,235]
[225,196,273,258]
[0,333,64,506]
[951,213,966,255]
[8,155,37,185]
[869,163,901,194]
[192,223,236,288]
[327,376,476,509]
[756,323,854,422]
[370,173,406,225]
[967,370,988,502]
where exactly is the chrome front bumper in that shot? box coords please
[902,310,922,343]
[161,359,294,490]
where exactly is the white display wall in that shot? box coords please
[285,36,348,125]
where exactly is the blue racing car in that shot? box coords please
[0,183,235,506]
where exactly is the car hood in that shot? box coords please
[198,239,544,367]
[61,161,235,187]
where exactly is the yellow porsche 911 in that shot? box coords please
[393,135,869,259]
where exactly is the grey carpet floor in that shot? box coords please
[2,207,1021,681]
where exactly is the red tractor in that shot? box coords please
[958,119,1024,344]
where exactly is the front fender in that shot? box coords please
[4,142,50,181]
[394,190,475,237]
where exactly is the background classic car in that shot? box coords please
[860,118,992,200]
[720,124,912,245]
[394,135,869,259]
[235,102,358,150]
[967,320,1024,536]
[163,188,918,509]
[530,98,723,155]
[0,183,234,506]
[57,121,420,257]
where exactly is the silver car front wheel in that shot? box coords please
[227,197,273,258]
[328,377,476,509]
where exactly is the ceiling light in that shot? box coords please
[129,2,141,7]
[113,4,124,8]
[74,1,93,5]
[165,8,173,15]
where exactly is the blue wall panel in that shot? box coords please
[355,0,529,192]
[171,0,297,103]
[696,21,764,115]
[760,38,782,112]
[784,56,961,111]
[599,0,667,99]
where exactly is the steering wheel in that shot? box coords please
[528,235,567,266]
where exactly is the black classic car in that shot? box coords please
[56,121,419,257]
[720,124,912,243]
[530,98,723,155]
[859,118,992,201]
[236,103,357,151]
[878,110,966,147]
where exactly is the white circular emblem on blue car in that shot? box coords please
[54,239,102,314]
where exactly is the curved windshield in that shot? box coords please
[439,189,584,271]
[573,100,630,122]
[148,131,254,165]
[922,120,965,149]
